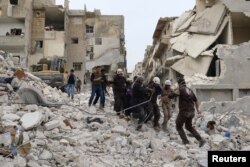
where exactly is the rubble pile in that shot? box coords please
[185,74,217,86]
[0,54,66,105]
[0,56,249,167]
[0,93,249,167]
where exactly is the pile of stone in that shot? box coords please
[1,55,250,167]
[0,89,249,167]
[0,53,66,106]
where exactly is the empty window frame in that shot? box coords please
[71,38,78,44]
[10,0,18,5]
[95,38,102,45]
[86,25,94,34]
[73,62,82,71]
[36,40,43,48]
[11,28,22,35]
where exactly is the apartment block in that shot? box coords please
[0,0,126,82]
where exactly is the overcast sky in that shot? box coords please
[56,0,195,72]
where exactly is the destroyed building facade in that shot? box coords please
[0,0,126,81]
[142,0,250,102]
[132,62,143,78]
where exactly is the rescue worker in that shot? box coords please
[88,66,104,110]
[148,77,162,130]
[169,78,206,147]
[113,69,127,118]
[67,69,76,100]
[161,80,174,131]
[131,76,149,130]
[124,80,133,119]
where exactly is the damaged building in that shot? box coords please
[0,0,126,81]
[142,0,250,102]
[132,62,143,78]
[64,2,126,80]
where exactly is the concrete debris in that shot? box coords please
[150,138,163,151]
[20,112,43,130]
[44,120,60,130]
[1,114,20,122]
[111,126,128,136]
[1,26,250,167]
[17,143,32,157]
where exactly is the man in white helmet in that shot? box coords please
[161,80,174,131]
[113,68,127,118]
[131,76,148,130]
[148,77,162,131]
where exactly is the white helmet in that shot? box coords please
[164,80,171,86]
[116,68,123,74]
[153,77,160,85]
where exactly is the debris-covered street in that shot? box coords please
[1,48,250,167]
[1,0,250,167]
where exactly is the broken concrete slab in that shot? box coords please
[1,114,20,122]
[150,138,163,151]
[20,111,43,130]
[177,14,196,32]
[170,16,229,58]
[210,134,229,150]
[188,4,226,35]
[39,150,52,160]
[44,120,60,130]
[60,139,69,145]
[18,87,61,108]
[222,0,250,13]
[111,126,128,136]
[172,10,194,33]
[171,55,213,76]
[27,160,41,167]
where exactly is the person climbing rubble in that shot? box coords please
[113,68,127,118]
[161,80,174,131]
[147,77,162,131]
[67,69,76,100]
[89,66,104,110]
[93,69,108,107]
[131,76,150,130]
[169,78,206,147]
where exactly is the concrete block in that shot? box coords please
[44,120,60,130]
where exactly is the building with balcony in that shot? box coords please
[65,3,126,81]
[0,0,126,82]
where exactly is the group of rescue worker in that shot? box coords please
[88,66,206,147]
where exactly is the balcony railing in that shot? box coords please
[0,35,25,49]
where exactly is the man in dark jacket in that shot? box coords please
[67,69,76,100]
[93,69,108,106]
[131,76,149,130]
[148,77,162,131]
[88,66,104,110]
[170,78,205,147]
[113,69,127,117]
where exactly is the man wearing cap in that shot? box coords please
[169,78,205,147]
[161,80,174,131]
